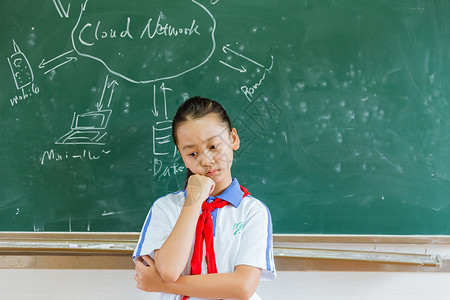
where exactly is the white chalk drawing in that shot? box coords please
[151,85,159,117]
[151,82,172,118]
[219,44,265,72]
[151,81,176,156]
[56,74,117,145]
[96,74,118,110]
[55,110,111,145]
[219,44,275,102]
[39,49,77,75]
[5,1,275,167]
[53,0,71,18]
[153,119,177,157]
[71,0,217,84]
[220,62,247,73]
[7,40,34,90]
[7,39,40,107]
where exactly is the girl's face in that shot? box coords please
[176,114,240,195]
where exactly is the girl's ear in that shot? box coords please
[231,128,240,150]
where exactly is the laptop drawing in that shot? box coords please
[56,110,112,145]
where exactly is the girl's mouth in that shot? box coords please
[207,169,219,176]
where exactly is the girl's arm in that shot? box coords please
[155,175,215,283]
[135,255,262,300]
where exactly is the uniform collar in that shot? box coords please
[211,178,244,208]
[184,178,244,207]
[184,178,244,208]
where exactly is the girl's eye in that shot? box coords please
[188,152,198,157]
[210,145,218,150]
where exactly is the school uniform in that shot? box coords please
[133,178,276,300]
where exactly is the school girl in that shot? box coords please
[133,97,276,300]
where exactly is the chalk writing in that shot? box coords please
[140,13,200,39]
[72,0,217,84]
[241,55,274,102]
[9,83,39,107]
[153,158,185,180]
[78,14,200,47]
[40,148,111,165]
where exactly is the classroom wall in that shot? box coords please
[0,269,449,300]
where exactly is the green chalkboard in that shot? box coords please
[1,0,450,234]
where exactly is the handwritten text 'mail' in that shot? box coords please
[41,149,111,165]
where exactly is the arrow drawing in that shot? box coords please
[160,82,172,120]
[219,60,247,73]
[53,0,71,18]
[222,44,265,68]
[39,49,77,74]
[96,75,119,110]
[151,82,172,119]
[151,85,158,117]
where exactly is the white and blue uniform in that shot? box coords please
[133,178,276,300]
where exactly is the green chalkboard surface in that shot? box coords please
[1,0,450,234]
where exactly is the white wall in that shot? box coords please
[0,269,449,300]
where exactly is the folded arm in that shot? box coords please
[135,255,262,300]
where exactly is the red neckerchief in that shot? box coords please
[181,185,250,300]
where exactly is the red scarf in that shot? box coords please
[182,185,250,300]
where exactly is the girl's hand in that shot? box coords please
[134,255,166,293]
[185,174,215,207]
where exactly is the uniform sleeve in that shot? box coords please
[235,201,276,281]
[132,201,173,261]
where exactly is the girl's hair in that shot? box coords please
[172,96,233,188]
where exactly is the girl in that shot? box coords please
[133,97,276,300]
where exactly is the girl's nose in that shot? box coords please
[200,151,215,166]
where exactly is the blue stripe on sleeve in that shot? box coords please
[262,202,274,272]
[134,191,183,259]
[135,208,152,257]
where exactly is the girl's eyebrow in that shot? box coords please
[181,135,220,150]
[182,144,195,151]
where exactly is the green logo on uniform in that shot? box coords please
[233,222,243,235]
